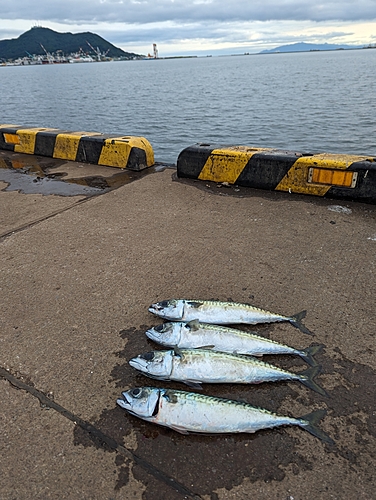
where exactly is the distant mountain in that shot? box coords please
[0,26,142,61]
[260,42,361,54]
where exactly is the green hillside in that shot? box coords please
[0,26,142,61]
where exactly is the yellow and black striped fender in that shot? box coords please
[0,125,154,171]
[177,143,376,203]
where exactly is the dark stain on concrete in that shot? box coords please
[319,346,376,470]
[0,151,171,197]
[73,325,376,499]
[114,455,130,492]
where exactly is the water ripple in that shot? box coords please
[1,49,375,163]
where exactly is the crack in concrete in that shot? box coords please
[0,197,92,241]
[0,366,201,500]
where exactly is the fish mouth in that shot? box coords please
[116,392,132,410]
[145,328,161,340]
[148,304,159,314]
[149,301,166,312]
[149,302,159,308]
[129,357,149,372]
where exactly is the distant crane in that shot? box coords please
[86,41,110,61]
[40,43,54,63]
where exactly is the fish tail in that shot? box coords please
[300,344,324,366]
[298,409,334,445]
[289,310,314,336]
[298,365,329,397]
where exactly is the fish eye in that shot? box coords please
[159,301,170,307]
[154,324,165,332]
[140,352,155,361]
[131,388,141,397]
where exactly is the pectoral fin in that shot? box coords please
[184,381,203,389]
[168,424,190,435]
[187,301,203,308]
[186,319,201,330]
[173,347,183,358]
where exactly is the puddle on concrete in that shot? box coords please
[0,152,171,197]
[0,167,104,196]
[73,324,376,499]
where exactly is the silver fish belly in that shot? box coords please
[145,320,322,365]
[148,299,313,335]
[117,386,334,443]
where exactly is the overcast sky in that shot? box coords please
[1,0,376,56]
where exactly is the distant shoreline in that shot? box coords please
[2,44,375,66]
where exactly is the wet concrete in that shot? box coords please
[1,161,375,499]
[0,150,170,197]
[71,325,376,499]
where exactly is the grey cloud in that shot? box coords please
[103,24,361,54]
[2,0,376,25]
[102,23,239,45]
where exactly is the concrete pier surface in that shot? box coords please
[1,152,375,499]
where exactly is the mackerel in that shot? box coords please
[149,299,313,335]
[146,320,322,366]
[117,386,334,443]
[129,348,328,395]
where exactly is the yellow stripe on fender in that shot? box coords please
[53,133,80,160]
[275,153,372,195]
[53,132,101,160]
[198,146,270,184]
[98,136,154,168]
[14,128,57,154]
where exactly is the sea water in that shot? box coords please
[1,49,376,164]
